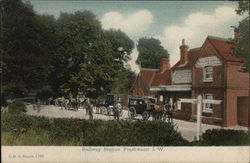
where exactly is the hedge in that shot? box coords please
[2,113,249,146]
[1,113,189,146]
[7,101,26,114]
[193,129,250,146]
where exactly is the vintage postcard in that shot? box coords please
[1,0,249,162]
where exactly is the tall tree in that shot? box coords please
[48,11,103,96]
[110,66,136,94]
[0,1,135,100]
[233,0,249,72]
[49,11,134,98]
[136,38,169,69]
[0,0,55,97]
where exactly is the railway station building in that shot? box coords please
[131,34,249,127]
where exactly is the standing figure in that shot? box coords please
[145,99,151,111]
[37,98,41,113]
[114,102,122,120]
[85,98,89,115]
[89,103,93,120]
[164,100,171,123]
[166,98,175,123]
[64,99,69,110]
[83,98,93,120]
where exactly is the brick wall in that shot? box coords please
[237,96,249,127]
[225,89,249,126]
[191,89,224,126]
[226,62,249,89]
[192,65,225,87]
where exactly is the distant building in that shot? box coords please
[130,58,171,99]
[131,34,249,127]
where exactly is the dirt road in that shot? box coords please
[25,104,248,141]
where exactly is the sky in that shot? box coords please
[29,0,244,73]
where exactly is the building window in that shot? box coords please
[203,66,213,82]
[203,93,213,113]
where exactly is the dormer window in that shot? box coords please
[203,66,213,82]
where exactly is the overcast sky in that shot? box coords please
[30,0,243,73]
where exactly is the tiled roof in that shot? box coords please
[172,36,243,70]
[207,36,243,62]
[151,70,171,86]
[140,68,157,86]
[172,48,200,69]
[132,35,244,91]
[133,68,171,89]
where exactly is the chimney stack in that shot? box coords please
[160,57,170,73]
[179,39,189,65]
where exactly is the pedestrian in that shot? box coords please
[89,104,93,120]
[37,98,41,113]
[145,99,151,111]
[84,97,93,120]
[114,102,121,120]
[167,99,175,123]
[32,99,36,110]
[164,100,171,123]
[85,98,90,115]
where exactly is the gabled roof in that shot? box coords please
[172,36,244,70]
[151,69,171,86]
[131,67,171,90]
[140,68,158,86]
[171,48,200,69]
[207,36,243,62]
[130,73,150,93]
[132,35,245,92]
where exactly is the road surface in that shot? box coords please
[25,104,248,141]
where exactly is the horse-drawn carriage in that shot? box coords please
[128,97,173,122]
[97,93,129,117]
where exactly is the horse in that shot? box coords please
[54,97,69,110]
[46,97,54,105]
[113,102,122,120]
[77,97,85,108]
[69,97,79,110]
[164,102,176,123]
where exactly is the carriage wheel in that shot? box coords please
[142,111,150,121]
[128,107,136,120]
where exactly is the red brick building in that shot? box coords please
[130,57,171,98]
[131,35,249,127]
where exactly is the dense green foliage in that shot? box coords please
[193,129,250,146]
[1,113,188,146]
[0,0,55,97]
[0,0,135,102]
[233,0,249,72]
[7,101,26,114]
[136,38,169,69]
[2,113,249,146]
[110,67,136,94]
[49,13,134,97]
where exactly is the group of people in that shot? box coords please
[163,99,177,123]
[32,95,122,120]
[33,94,176,122]
[80,100,122,120]
[145,98,177,123]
